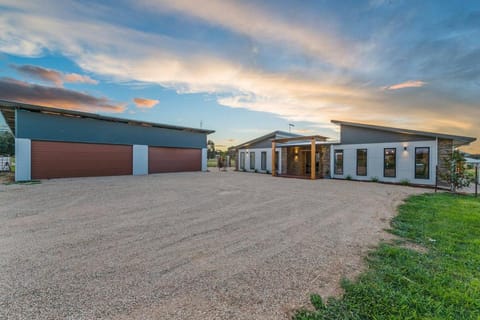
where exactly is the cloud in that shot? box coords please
[0,1,478,152]
[11,64,63,86]
[384,80,427,90]
[63,73,98,85]
[0,77,124,113]
[138,0,364,68]
[133,97,159,108]
[11,64,98,86]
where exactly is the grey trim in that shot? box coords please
[332,120,476,146]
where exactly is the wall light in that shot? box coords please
[403,146,408,151]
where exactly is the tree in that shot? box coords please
[207,140,215,159]
[0,131,14,155]
[440,150,472,193]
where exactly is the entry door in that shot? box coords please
[304,151,321,175]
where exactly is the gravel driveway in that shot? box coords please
[0,171,426,319]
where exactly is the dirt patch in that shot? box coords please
[0,171,428,319]
[398,241,429,254]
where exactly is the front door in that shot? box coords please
[304,151,321,176]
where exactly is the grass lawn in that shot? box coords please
[295,193,480,320]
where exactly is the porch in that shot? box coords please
[271,135,331,180]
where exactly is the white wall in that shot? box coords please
[132,145,148,175]
[237,147,282,173]
[331,140,438,185]
[15,138,31,181]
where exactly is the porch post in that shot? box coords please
[272,141,276,176]
[311,138,316,180]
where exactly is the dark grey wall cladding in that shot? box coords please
[248,139,274,149]
[16,110,207,148]
[340,125,435,144]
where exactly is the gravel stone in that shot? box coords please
[0,171,427,319]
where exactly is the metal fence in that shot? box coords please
[0,156,11,172]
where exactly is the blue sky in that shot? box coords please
[0,0,479,151]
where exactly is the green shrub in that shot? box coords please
[400,179,410,186]
[371,176,379,182]
[346,175,352,180]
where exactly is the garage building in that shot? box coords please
[0,100,214,181]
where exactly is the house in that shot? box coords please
[233,131,301,174]
[232,120,476,186]
[0,100,214,181]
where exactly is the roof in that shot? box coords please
[331,120,476,147]
[0,99,215,136]
[465,157,480,164]
[232,130,301,149]
[272,135,329,144]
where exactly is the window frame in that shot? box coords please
[261,151,267,171]
[414,147,430,179]
[356,149,368,176]
[383,148,396,178]
[249,152,255,170]
[334,149,344,175]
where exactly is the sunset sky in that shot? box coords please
[0,0,479,152]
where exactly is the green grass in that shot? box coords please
[294,193,480,320]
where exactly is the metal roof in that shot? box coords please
[331,120,476,146]
[231,130,301,150]
[0,99,215,136]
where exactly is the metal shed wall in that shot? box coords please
[16,109,208,149]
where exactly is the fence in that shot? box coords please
[0,156,11,172]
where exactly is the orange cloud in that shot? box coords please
[63,73,98,85]
[0,78,124,113]
[11,64,97,86]
[385,80,426,90]
[133,97,159,108]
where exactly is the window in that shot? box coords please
[250,152,255,170]
[384,148,396,177]
[261,152,267,170]
[334,150,343,175]
[415,147,430,179]
[356,149,367,176]
[240,152,245,170]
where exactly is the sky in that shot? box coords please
[0,0,479,152]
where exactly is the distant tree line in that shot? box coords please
[0,131,14,155]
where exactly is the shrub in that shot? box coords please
[371,176,379,182]
[400,179,410,186]
[346,175,352,180]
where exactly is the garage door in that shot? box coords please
[31,141,132,179]
[149,147,201,173]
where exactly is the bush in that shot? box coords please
[371,177,379,182]
[400,179,410,186]
[346,175,352,180]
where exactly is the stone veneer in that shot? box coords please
[437,138,453,187]
[320,145,331,178]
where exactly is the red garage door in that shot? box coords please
[149,147,201,173]
[31,141,132,179]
